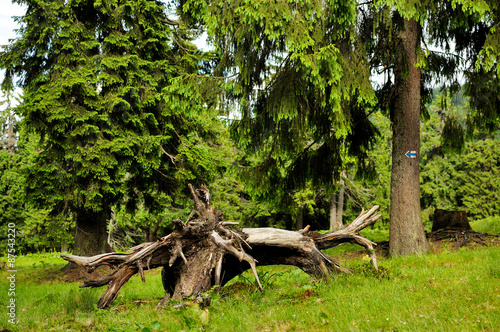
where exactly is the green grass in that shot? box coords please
[471,216,500,234]
[1,220,499,332]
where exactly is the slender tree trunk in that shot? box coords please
[336,173,345,226]
[7,116,16,154]
[295,207,304,230]
[144,222,160,242]
[329,193,339,230]
[330,172,345,231]
[389,18,430,256]
[73,208,109,256]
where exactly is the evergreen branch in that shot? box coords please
[174,72,238,81]
[161,18,187,27]
[160,145,176,166]
[170,33,192,54]
[353,108,378,126]
[266,53,294,91]
[426,49,468,64]
[153,168,175,180]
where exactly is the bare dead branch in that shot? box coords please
[61,185,382,309]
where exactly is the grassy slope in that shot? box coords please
[1,225,499,331]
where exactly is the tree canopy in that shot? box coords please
[1,0,499,256]
[0,0,228,255]
[185,0,379,208]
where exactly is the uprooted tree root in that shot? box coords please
[62,184,381,309]
[426,228,500,249]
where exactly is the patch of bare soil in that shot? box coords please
[219,281,258,297]
[60,264,114,283]
[426,229,499,254]
[296,289,316,299]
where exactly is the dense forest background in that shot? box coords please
[0,0,499,255]
[2,87,498,253]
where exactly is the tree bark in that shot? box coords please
[329,172,345,231]
[62,185,382,309]
[432,209,472,232]
[389,17,430,256]
[7,115,16,154]
[329,193,340,230]
[143,221,161,243]
[336,173,345,226]
[295,206,304,230]
[73,208,109,257]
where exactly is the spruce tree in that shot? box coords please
[186,0,378,209]
[189,0,498,255]
[1,0,222,256]
[363,0,495,255]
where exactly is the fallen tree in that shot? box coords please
[62,184,381,309]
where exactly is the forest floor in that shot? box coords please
[1,219,499,331]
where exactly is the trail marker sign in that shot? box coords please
[405,150,417,159]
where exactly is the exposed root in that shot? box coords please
[169,239,188,266]
[310,205,382,271]
[210,231,263,291]
[214,254,224,288]
[137,260,145,283]
[61,185,383,309]
[426,228,499,249]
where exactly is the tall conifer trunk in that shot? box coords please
[336,173,345,226]
[329,173,345,231]
[73,209,109,257]
[7,116,16,154]
[295,207,304,230]
[389,18,429,256]
[329,193,340,230]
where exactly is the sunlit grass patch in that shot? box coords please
[1,244,499,331]
[471,216,500,234]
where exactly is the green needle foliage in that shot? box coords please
[422,138,500,220]
[0,0,225,255]
[186,0,378,206]
[426,0,500,135]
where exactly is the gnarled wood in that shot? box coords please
[432,209,472,232]
[61,185,381,309]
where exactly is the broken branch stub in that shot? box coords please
[61,184,381,309]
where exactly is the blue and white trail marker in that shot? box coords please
[405,150,417,159]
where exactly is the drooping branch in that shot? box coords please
[61,185,381,309]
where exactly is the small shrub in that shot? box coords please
[354,262,391,280]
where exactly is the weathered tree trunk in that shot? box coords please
[295,206,304,230]
[329,172,345,231]
[1,91,17,154]
[432,209,472,232]
[389,17,430,256]
[336,173,345,227]
[73,208,109,257]
[62,185,381,309]
[329,193,340,230]
[6,115,16,154]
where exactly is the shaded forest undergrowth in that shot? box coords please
[1,220,499,331]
